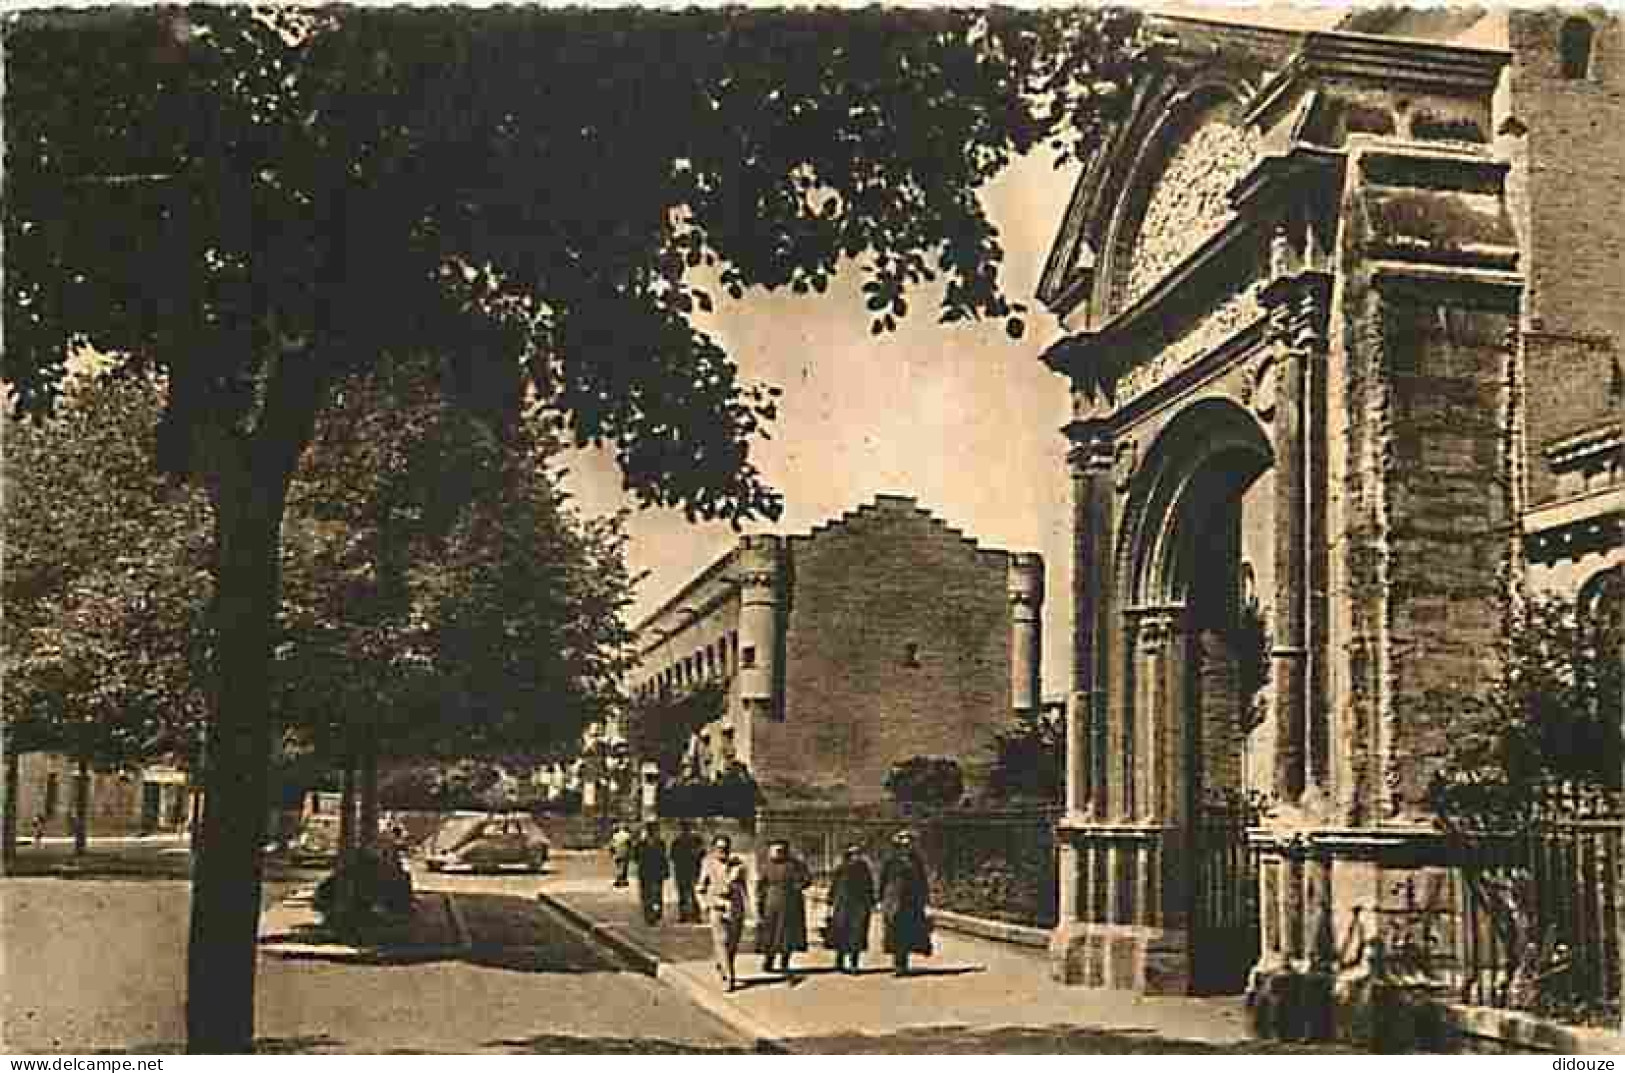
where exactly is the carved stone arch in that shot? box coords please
[1117,396,1274,610]
[1097,74,1262,318]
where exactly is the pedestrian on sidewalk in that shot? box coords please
[635,822,669,924]
[755,838,810,977]
[824,844,876,974]
[669,820,705,923]
[609,824,633,888]
[879,830,933,977]
[697,834,748,992]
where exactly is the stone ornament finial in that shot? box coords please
[1112,439,1138,493]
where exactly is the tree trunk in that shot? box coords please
[185,478,286,1053]
[73,753,89,857]
[338,754,357,857]
[2,742,19,868]
[358,730,379,853]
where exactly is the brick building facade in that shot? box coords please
[12,752,193,838]
[1030,8,1621,1023]
[627,495,1044,805]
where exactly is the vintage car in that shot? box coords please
[423,812,550,873]
[291,810,342,860]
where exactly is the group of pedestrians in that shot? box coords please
[610,822,934,992]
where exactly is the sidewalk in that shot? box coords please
[537,860,1318,1054]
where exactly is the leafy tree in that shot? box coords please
[2,375,212,857]
[274,359,635,855]
[5,7,1149,1050]
[885,756,966,812]
[1426,587,1623,1009]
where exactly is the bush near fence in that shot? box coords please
[757,805,1060,929]
[1450,783,1622,1028]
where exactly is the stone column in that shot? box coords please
[1261,270,1331,806]
[1008,553,1045,715]
[1065,420,1116,820]
[1134,607,1183,823]
[735,536,782,759]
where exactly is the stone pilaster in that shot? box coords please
[1260,269,1332,808]
[1064,420,1116,820]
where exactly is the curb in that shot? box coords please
[535,891,659,975]
[535,891,791,1054]
[657,962,792,1054]
[441,891,474,949]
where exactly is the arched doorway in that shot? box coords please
[1126,398,1272,993]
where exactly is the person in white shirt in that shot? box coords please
[696,834,749,991]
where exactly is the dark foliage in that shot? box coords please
[986,706,1063,803]
[884,756,965,811]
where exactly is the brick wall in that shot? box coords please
[1508,11,1624,508]
[1381,298,1518,814]
[754,497,1018,805]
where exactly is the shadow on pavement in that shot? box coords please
[481,1034,750,1054]
[265,891,630,975]
[786,1022,1360,1055]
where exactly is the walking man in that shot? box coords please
[669,820,705,923]
[697,834,748,992]
[609,823,632,887]
[825,844,877,974]
[635,821,669,924]
[879,830,932,976]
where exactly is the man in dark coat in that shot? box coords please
[635,822,670,924]
[824,844,876,973]
[879,830,932,976]
[755,839,810,975]
[668,820,705,924]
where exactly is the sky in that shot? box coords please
[560,2,1359,699]
[562,151,1080,697]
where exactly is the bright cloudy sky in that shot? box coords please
[561,2,1357,698]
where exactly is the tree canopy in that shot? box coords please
[276,359,636,769]
[3,6,1152,1050]
[3,374,212,769]
[7,7,1150,508]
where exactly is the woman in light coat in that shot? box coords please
[696,834,749,991]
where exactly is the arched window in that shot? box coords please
[1560,17,1595,80]
[1579,565,1622,627]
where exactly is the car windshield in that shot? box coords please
[433,815,488,849]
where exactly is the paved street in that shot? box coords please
[4,843,1362,1054]
[2,850,743,1054]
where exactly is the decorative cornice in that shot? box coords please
[1042,208,1269,386]
[1543,423,1622,474]
[1244,31,1509,131]
[1369,261,1522,312]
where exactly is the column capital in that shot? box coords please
[1261,269,1333,355]
[1126,604,1186,654]
[1064,420,1115,476]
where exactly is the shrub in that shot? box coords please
[314,847,414,933]
[884,756,964,812]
